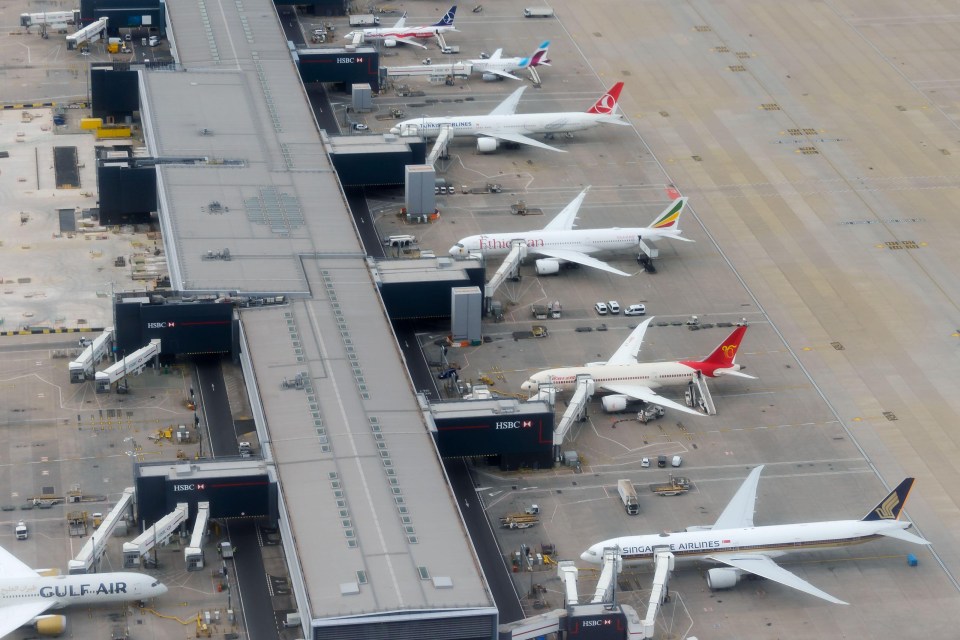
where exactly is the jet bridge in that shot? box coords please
[69,327,114,383]
[69,486,135,574]
[640,551,676,639]
[123,502,188,568]
[184,501,210,570]
[591,546,623,604]
[386,61,472,79]
[482,240,526,310]
[426,124,454,166]
[66,16,107,50]
[551,376,595,459]
[95,339,160,393]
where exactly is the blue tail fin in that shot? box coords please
[433,5,457,26]
[862,478,914,521]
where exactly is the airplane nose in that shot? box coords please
[389,126,400,135]
[448,245,461,257]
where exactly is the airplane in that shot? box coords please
[390,82,630,153]
[581,466,929,605]
[520,318,753,415]
[387,41,551,81]
[344,6,458,49]
[449,188,692,276]
[0,544,167,637]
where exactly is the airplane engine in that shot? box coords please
[481,72,502,81]
[476,137,498,153]
[706,568,740,591]
[384,38,397,47]
[33,615,67,636]
[535,258,560,275]
[601,395,629,413]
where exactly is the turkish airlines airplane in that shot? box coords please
[344,6,458,49]
[520,318,753,415]
[581,466,929,605]
[0,544,166,637]
[390,82,630,152]
[449,188,692,276]
[388,41,552,81]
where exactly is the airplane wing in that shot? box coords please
[484,68,522,81]
[0,545,39,579]
[482,131,565,152]
[0,602,56,637]
[488,86,527,116]
[542,188,590,231]
[606,317,653,364]
[601,382,703,416]
[705,553,848,605]
[537,248,629,276]
[711,465,764,530]
[390,36,428,49]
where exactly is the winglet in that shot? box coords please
[587,82,624,115]
[649,197,688,230]
[432,5,457,27]
[862,478,915,521]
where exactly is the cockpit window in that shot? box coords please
[455,243,464,248]
[151,581,161,587]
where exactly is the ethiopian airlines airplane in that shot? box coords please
[0,544,166,637]
[449,189,691,276]
[345,6,458,49]
[581,466,929,605]
[390,82,629,152]
[520,318,753,415]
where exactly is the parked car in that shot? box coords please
[671,455,683,467]
[352,123,368,131]
[657,455,667,468]
[624,304,646,316]
[607,301,620,314]
[641,457,650,468]
[594,302,608,315]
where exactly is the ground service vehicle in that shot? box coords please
[624,304,646,316]
[649,476,691,496]
[617,479,640,515]
[524,7,555,17]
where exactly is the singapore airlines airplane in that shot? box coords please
[390,82,629,153]
[520,317,753,415]
[344,6,458,49]
[0,545,166,637]
[388,41,552,81]
[581,466,929,605]
[449,189,691,276]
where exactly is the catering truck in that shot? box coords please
[617,479,640,515]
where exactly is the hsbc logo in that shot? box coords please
[582,619,612,627]
[495,420,533,430]
[147,322,175,329]
[173,483,205,492]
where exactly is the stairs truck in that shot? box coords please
[617,479,640,515]
[649,476,691,496]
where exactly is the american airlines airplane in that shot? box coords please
[390,82,630,153]
[0,544,166,637]
[449,189,691,276]
[388,41,551,81]
[581,466,929,604]
[520,318,753,414]
[344,6,458,49]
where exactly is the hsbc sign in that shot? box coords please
[146,322,175,329]
[173,483,205,492]
[495,420,534,430]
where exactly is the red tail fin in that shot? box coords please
[586,82,624,115]
[701,326,747,367]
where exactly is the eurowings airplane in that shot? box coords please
[449,189,691,276]
[390,82,629,153]
[387,41,551,81]
[581,466,929,605]
[344,6,458,49]
[520,318,753,415]
[0,544,166,637]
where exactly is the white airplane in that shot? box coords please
[344,6,458,49]
[388,41,551,81]
[581,466,929,605]
[449,189,692,276]
[0,545,166,637]
[390,82,630,153]
[520,318,753,415]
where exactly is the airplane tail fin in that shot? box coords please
[586,82,624,115]
[696,326,748,372]
[862,478,915,521]
[433,5,457,26]
[526,41,551,68]
[648,197,688,231]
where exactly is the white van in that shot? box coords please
[671,455,683,467]
[524,7,555,18]
[148,35,159,47]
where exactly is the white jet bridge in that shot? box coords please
[69,486,135,574]
[480,240,527,309]
[69,327,114,383]
[123,502,188,568]
[551,376,595,459]
[66,16,107,50]
[20,10,79,32]
[426,124,454,166]
[184,501,210,570]
[386,61,472,79]
[95,338,161,393]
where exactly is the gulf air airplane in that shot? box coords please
[449,189,691,276]
[344,5,458,49]
[520,318,753,415]
[0,544,166,637]
[390,82,629,152]
[581,466,929,605]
